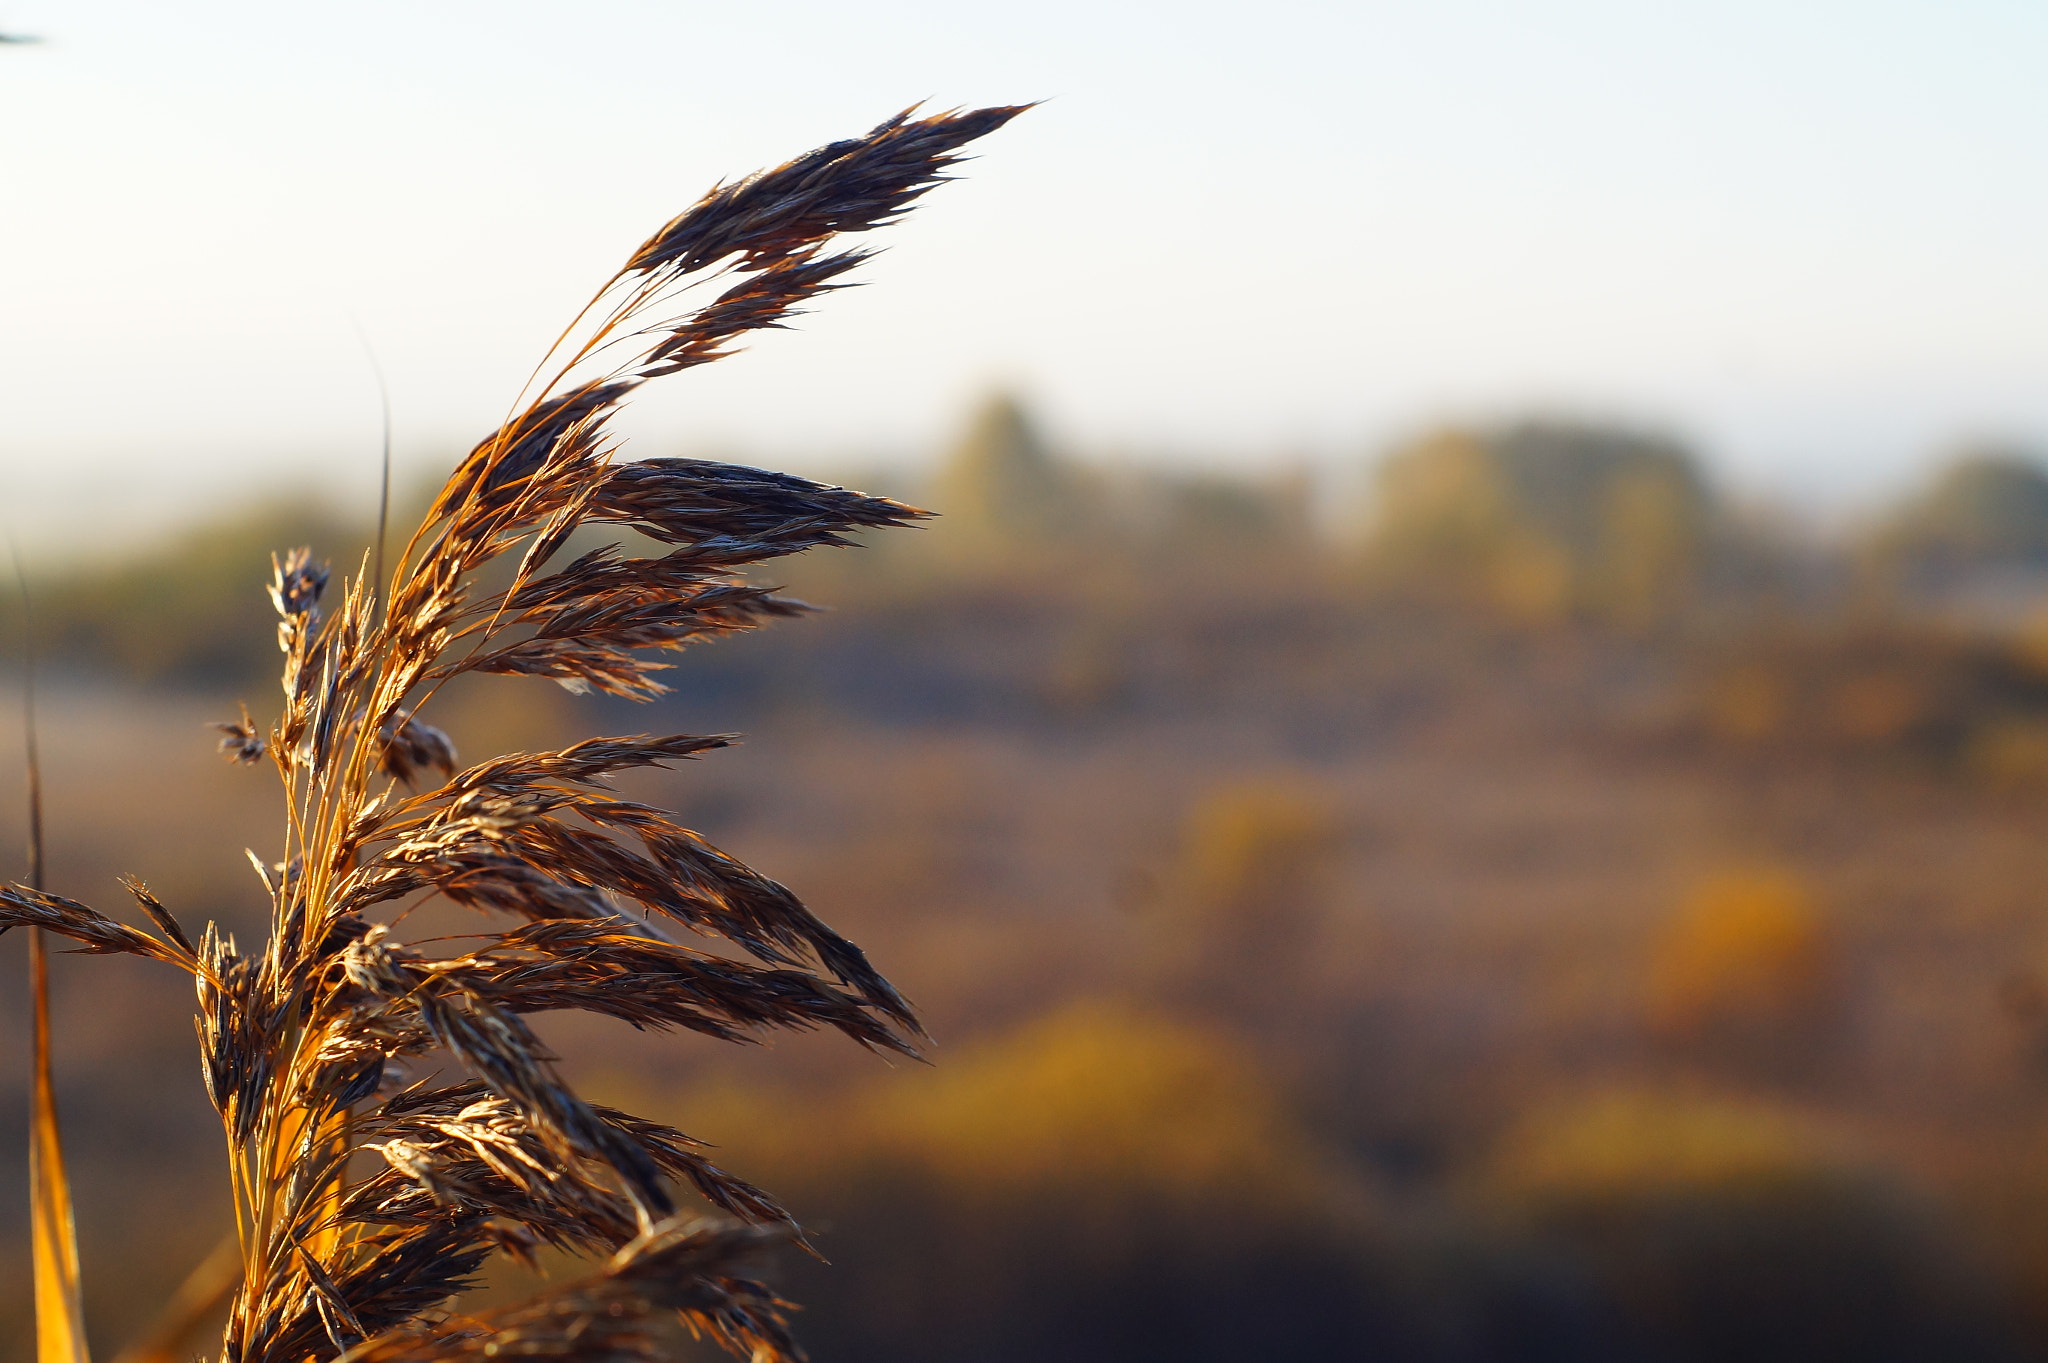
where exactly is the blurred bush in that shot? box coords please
[1140,780,1339,1027]
[1685,626,2048,770]
[916,392,1317,594]
[1484,1087,2006,1363]
[1646,867,1836,1071]
[926,393,1098,570]
[647,1002,1439,1362]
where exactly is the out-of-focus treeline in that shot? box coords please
[13,399,2048,1359]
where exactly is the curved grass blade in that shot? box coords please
[14,544,92,1363]
[30,933,91,1363]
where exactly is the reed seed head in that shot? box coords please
[3,101,1024,1363]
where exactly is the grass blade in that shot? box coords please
[30,932,91,1363]
[349,316,394,624]
[13,544,92,1363]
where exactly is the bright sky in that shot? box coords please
[3,0,2046,549]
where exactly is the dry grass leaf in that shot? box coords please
[31,932,92,1363]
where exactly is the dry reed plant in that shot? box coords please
[3,102,1026,1363]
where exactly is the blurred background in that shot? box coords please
[7,2,2048,1359]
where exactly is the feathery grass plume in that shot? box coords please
[0,102,1026,1363]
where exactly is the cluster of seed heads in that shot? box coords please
[1,102,1026,1363]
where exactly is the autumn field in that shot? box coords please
[7,407,2048,1359]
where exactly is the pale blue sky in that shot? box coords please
[3,0,2046,546]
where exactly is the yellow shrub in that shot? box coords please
[640,1004,1398,1361]
[1480,1088,1966,1363]
[1144,782,1338,1011]
[1646,867,1832,1041]
[1181,781,1334,903]
[673,1001,1348,1215]
[869,1002,1332,1202]
[1489,1087,1831,1205]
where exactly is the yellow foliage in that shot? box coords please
[1182,781,1334,903]
[1371,430,1517,560]
[673,1001,1350,1217]
[1363,421,1706,624]
[1483,1088,1970,1362]
[1145,781,1338,1008]
[647,1005,1394,1359]
[1598,466,1700,627]
[1647,868,1830,1038]
[877,1004,1331,1201]
[1484,533,1577,623]
[1488,1087,1833,1205]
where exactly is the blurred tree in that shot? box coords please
[1870,450,2048,575]
[1364,421,1709,624]
[1599,460,1703,626]
[1141,467,1314,562]
[929,394,1089,560]
[21,500,367,687]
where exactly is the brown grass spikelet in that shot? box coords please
[6,101,1026,1363]
[214,702,268,764]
